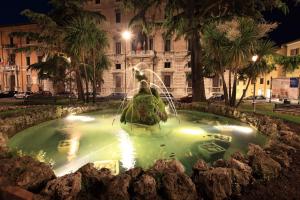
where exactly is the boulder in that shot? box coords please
[213,159,229,168]
[230,152,248,163]
[126,167,144,180]
[132,174,158,200]
[193,167,232,200]
[228,158,252,196]
[42,172,82,200]
[0,132,8,149]
[149,159,185,175]
[279,130,300,149]
[192,160,209,172]
[105,174,131,200]
[247,144,281,180]
[0,156,55,192]
[77,163,113,198]
[161,172,197,200]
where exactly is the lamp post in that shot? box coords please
[252,55,258,112]
[122,30,132,94]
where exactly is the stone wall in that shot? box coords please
[0,102,299,200]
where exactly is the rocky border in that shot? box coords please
[0,102,299,200]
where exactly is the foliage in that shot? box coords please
[123,0,291,102]
[121,87,167,126]
[275,54,300,72]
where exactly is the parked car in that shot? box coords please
[0,91,17,98]
[56,91,76,99]
[14,91,33,99]
[178,94,193,103]
[29,91,52,98]
[159,93,176,104]
[208,93,225,102]
[98,92,127,101]
[244,95,267,102]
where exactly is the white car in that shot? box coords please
[14,92,33,99]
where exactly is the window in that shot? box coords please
[149,38,154,50]
[164,62,171,68]
[26,37,30,44]
[115,10,121,23]
[116,42,121,55]
[163,75,171,88]
[9,54,15,65]
[290,48,299,56]
[251,78,256,84]
[115,75,122,88]
[212,76,220,87]
[95,0,100,4]
[187,61,191,68]
[260,78,264,84]
[9,36,14,45]
[26,75,31,85]
[164,39,171,52]
[26,57,30,66]
[115,63,121,70]
[38,56,43,63]
[187,39,192,51]
[267,80,270,85]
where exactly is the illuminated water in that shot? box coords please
[9,110,266,176]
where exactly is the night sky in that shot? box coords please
[0,0,299,45]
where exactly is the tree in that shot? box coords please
[202,17,277,107]
[124,0,290,102]
[12,0,105,101]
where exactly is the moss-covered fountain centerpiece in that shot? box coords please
[120,69,168,134]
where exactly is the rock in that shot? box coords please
[161,172,197,200]
[0,132,8,149]
[42,172,82,200]
[228,159,252,196]
[247,144,281,180]
[105,174,131,200]
[192,160,209,172]
[0,156,55,192]
[77,163,113,198]
[265,142,292,168]
[231,152,248,163]
[126,167,143,179]
[0,186,34,200]
[193,167,232,200]
[132,174,158,200]
[149,159,185,175]
[213,159,229,168]
[279,130,300,148]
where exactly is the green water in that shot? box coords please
[9,110,266,176]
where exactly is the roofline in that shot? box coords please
[0,23,36,28]
[282,38,300,46]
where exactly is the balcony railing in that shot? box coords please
[129,50,155,57]
[4,65,17,71]
[2,44,17,49]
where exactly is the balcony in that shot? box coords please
[128,50,155,58]
[4,65,17,71]
[2,44,17,49]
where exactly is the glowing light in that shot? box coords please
[122,30,132,40]
[252,55,259,62]
[214,125,253,135]
[178,128,205,135]
[65,115,95,122]
[117,130,136,170]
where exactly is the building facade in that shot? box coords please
[236,39,300,100]
[0,24,53,93]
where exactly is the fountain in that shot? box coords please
[8,63,267,176]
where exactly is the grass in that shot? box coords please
[239,102,300,124]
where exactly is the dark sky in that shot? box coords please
[0,0,299,45]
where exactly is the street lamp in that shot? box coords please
[251,55,259,112]
[122,30,132,94]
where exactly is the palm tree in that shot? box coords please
[202,17,277,107]
[124,0,289,102]
[11,0,105,101]
[64,15,108,102]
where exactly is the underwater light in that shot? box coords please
[178,128,205,135]
[65,115,95,122]
[214,125,253,135]
[117,130,136,170]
